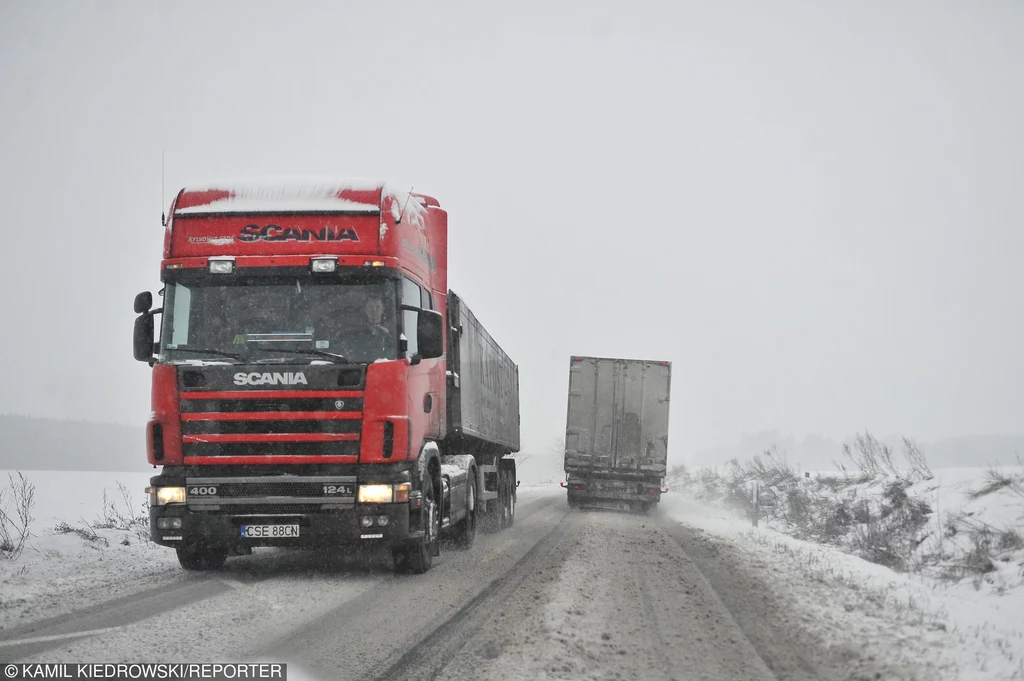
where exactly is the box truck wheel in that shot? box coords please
[393,469,439,574]
[176,545,228,571]
[452,476,477,550]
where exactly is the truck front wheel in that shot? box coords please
[394,471,439,574]
[176,545,228,571]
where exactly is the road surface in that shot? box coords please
[1,490,906,680]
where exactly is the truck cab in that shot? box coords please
[134,178,519,572]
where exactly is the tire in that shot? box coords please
[452,477,477,550]
[176,545,228,571]
[502,473,516,528]
[393,468,439,574]
[497,475,508,529]
[480,475,503,534]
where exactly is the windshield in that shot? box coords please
[160,278,398,364]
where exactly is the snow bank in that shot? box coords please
[0,470,177,632]
[664,466,1024,681]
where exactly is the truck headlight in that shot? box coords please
[358,484,393,504]
[153,486,186,505]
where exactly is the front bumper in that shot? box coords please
[566,489,661,503]
[149,503,413,550]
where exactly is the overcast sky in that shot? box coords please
[0,1,1021,466]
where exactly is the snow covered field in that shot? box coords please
[0,469,179,632]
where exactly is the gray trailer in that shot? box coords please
[444,291,521,528]
[563,356,671,511]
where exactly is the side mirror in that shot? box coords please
[417,309,444,359]
[134,291,153,314]
[134,314,155,362]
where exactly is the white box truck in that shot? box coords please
[563,356,671,512]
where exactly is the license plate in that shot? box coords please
[240,524,300,538]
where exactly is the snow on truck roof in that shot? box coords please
[172,176,435,217]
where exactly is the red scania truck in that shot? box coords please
[133,178,520,573]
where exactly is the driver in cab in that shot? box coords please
[361,293,393,358]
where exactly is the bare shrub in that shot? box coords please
[53,520,108,547]
[902,437,933,481]
[785,487,812,526]
[969,467,1020,500]
[666,463,689,484]
[996,528,1024,553]
[962,524,997,576]
[94,482,149,543]
[853,499,871,524]
[936,520,1018,581]
[0,472,36,561]
[842,432,883,477]
[883,480,909,510]
[841,432,933,483]
[820,500,853,539]
[852,522,907,570]
[850,496,931,572]
[877,440,901,479]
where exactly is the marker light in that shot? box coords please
[363,260,386,267]
[208,258,234,274]
[311,257,337,273]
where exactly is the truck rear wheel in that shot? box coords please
[176,545,228,571]
[501,474,516,528]
[452,479,477,550]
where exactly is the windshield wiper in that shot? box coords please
[251,347,351,364]
[167,347,245,361]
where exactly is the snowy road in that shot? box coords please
[2,490,907,680]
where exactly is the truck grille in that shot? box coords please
[182,441,360,458]
[185,476,356,508]
[179,391,364,462]
[181,419,361,436]
[182,397,364,413]
[208,482,354,498]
